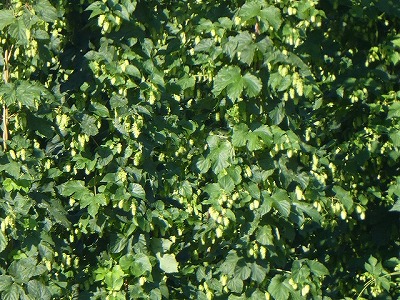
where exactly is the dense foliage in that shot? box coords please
[0,0,399,299]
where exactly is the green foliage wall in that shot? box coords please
[0,0,399,299]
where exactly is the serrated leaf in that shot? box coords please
[247,132,263,151]
[157,253,179,273]
[110,94,128,109]
[269,103,285,125]
[209,140,234,174]
[389,200,400,212]
[9,19,28,45]
[197,156,211,173]
[27,280,51,300]
[250,263,267,283]
[0,275,13,291]
[58,180,88,198]
[90,102,109,117]
[2,283,23,300]
[388,102,400,119]
[104,265,124,291]
[271,189,291,217]
[0,10,16,30]
[293,202,321,222]
[177,74,195,90]
[232,123,249,147]
[256,225,273,245]
[34,0,58,22]
[219,251,240,275]
[261,6,282,30]
[247,182,260,199]
[268,275,290,300]
[239,2,261,22]
[307,260,329,277]
[227,77,244,101]
[126,64,141,78]
[16,81,43,108]
[81,114,99,136]
[235,263,251,280]
[9,257,45,282]
[206,278,223,292]
[85,1,109,19]
[227,276,243,293]
[332,186,353,210]
[131,183,146,199]
[219,175,235,192]
[212,66,242,97]
[0,230,8,253]
[243,73,262,97]
[0,83,17,106]
[130,253,152,276]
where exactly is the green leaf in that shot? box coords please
[0,275,13,291]
[34,0,58,22]
[8,257,45,283]
[227,276,243,293]
[126,65,141,78]
[0,10,16,30]
[271,189,291,217]
[81,194,107,217]
[219,251,240,275]
[104,265,124,291]
[389,200,400,212]
[208,138,234,174]
[238,2,261,22]
[291,261,310,282]
[227,77,244,101]
[388,102,400,119]
[306,260,329,277]
[58,180,88,198]
[110,94,128,109]
[247,132,263,151]
[9,19,28,45]
[261,6,282,30]
[177,74,196,90]
[247,182,260,199]
[81,114,99,136]
[206,278,223,292]
[243,73,262,97]
[269,103,285,125]
[2,283,23,300]
[90,102,110,117]
[235,262,251,280]
[250,263,267,283]
[0,230,8,253]
[256,225,273,245]
[0,83,17,106]
[212,66,242,98]
[219,175,235,192]
[85,1,109,19]
[197,156,211,173]
[232,124,249,147]
[130,183,146,199]
[16,81,43,108]
[332,186,353,210]
[129,253,152,277]
[268,275,290,300]
[26,280,51,300]
[157,253,179,273]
